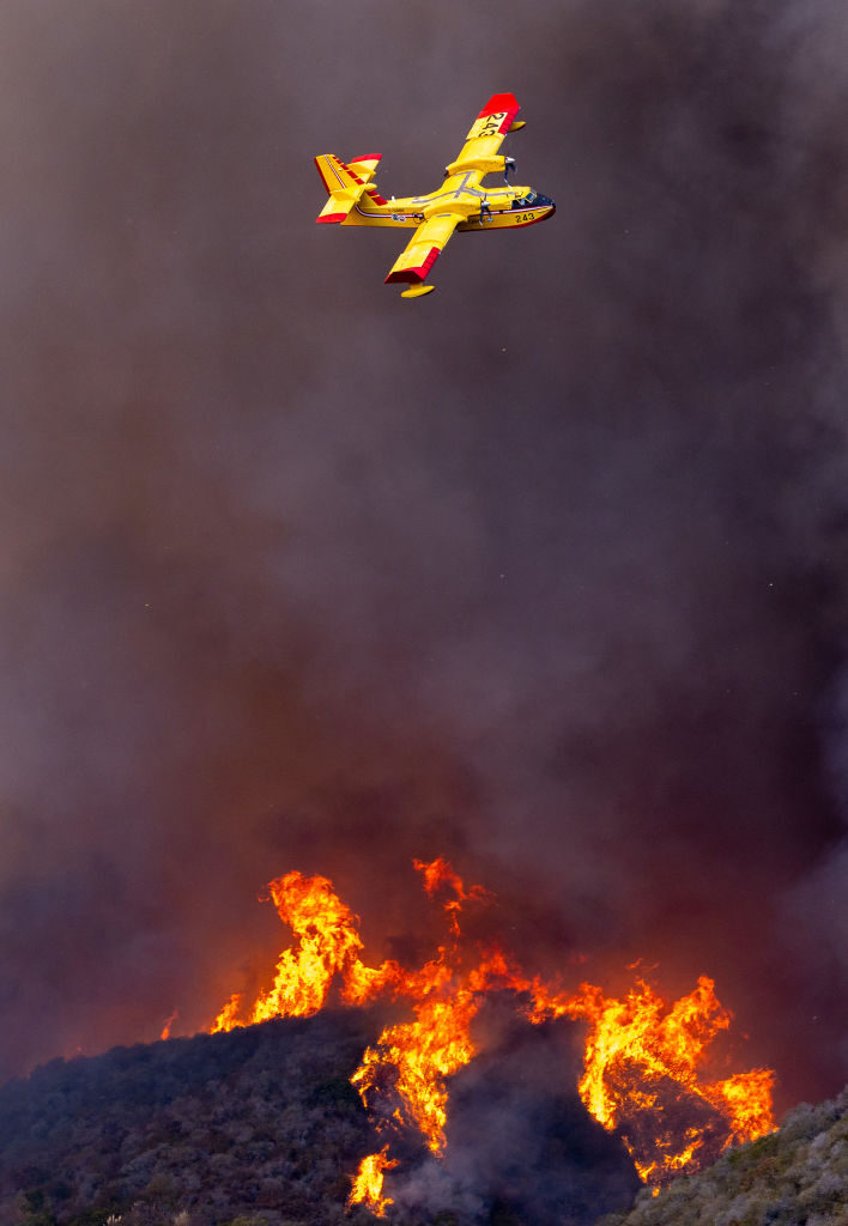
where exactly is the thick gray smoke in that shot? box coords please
[387,1015,641,1224]
[2,0,848,1115]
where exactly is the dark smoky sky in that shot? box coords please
[1,0,848,1111]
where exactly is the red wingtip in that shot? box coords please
[315,213,347,224]
[349,153,382,164]
[478,92,519,116]
[385,246,442,284]
[477,93,520,133]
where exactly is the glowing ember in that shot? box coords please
[348,1148,398,1218]
[208,859,775,1207]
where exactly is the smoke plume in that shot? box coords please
[2,0,848,1121]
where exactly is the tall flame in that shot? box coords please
[347,1146,398,1218]
[352,948,516,1155]
[207,859,775,1210]
[210,870,400,1032]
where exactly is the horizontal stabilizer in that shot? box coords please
[347,154,382,181]
[315,200,350,224]
[314,153,365,194]
[314,153,386,222]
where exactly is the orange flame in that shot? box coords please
[210,870,401,1033]
[207,859,775,1205]
[710,1067,776,1145]
[159,1009,179,1041]
[352,949,515,1155]
[526,974,775,1181]
[413,855,489,936]
[347,1147,398,1218]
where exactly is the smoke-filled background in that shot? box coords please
[2,0,848,1112]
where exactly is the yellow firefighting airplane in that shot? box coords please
[314,93,555,298]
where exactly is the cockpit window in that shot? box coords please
[512,191,538,208]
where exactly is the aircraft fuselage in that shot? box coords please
[344,176,555,231]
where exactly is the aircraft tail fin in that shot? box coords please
[314,154,385,223]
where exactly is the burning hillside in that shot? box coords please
[600,1086,848,1226]
[0,1017,841,1226]
[209,859,775,1216]
[4,0,848,1134]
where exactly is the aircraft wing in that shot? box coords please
[385,212,461,287]
[451,92,521,169]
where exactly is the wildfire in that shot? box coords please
[210,870,401,1033]
[347,1147,398,1218]
[526,975,776,1180]
[207,859,775,1212]
[159,1009,179,1041]
[352,948,517,1155]
[413,854,489,936]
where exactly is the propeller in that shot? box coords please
[503,156,517,183]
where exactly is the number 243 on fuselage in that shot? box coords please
[314,92,555,299]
